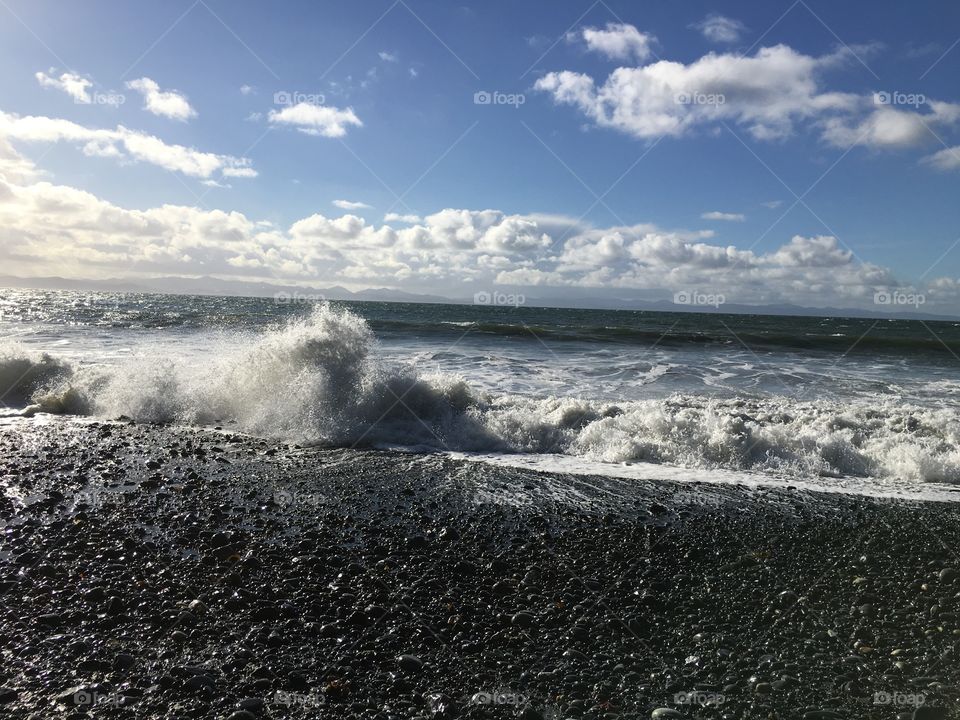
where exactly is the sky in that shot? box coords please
[1,0,959,313]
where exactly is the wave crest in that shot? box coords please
[7,304,960,484]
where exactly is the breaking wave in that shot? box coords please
[4,304,960,484]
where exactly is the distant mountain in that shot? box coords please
[0,274,957,322]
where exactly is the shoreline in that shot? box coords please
[2,417,960,719]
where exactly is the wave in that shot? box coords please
[5,304,960,484]
[370,318,960,357]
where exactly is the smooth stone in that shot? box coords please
[512,611,535,628]
[913,708,949,720]
[225,712,257,720]
[397,654,424,673]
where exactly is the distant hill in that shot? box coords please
[0,274,956,322]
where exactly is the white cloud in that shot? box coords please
[35,71,92,104]
[222,167,257,178]
[125,77,197,121]
[0,138,38,184]
[570,22,655,63]
[240,85,255,96]
[0,141,928,311]
[378,51,398,62]
[761,200,783,209]
[537,44,864,141]
[268,102,362,138]
[922,145,960,171]
[692,15,747,44]
[0,110,254,179]
[702,211,745,222]
[819,98,960,149]
[384,212,421,223]
[333,199,372,210]
[537,39,960,157]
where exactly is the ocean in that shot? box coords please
[2,288,960,497]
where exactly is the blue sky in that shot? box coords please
[1,0,959,312]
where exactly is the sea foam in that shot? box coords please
[4,304,960,484]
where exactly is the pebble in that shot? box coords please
[397,654,424,673]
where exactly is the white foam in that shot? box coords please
[5,303,960,489]
[446,451,960,502]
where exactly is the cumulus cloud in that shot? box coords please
[333,199,372,210]
[0,110,254,179]
[268,102,362,137]
[692,15,747,44]
[569,22,655,63]
[537,44,865,141]
[125,77,197,121]
[537,36,960,158]
[702,211,745,222]
[821,99,960,149]
[378,51,398,62]
[0,141,906,309]
[0,139,928,309]
[922,145,960,171]
[384,212,421,223]
[35,70,92,104]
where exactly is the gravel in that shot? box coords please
[1,418,960,719]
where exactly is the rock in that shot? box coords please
[651,709,684,719]
[0,687,17,703]
[939,568,958,584]
[511,611,535,628]
[913,708,949,720]
[237,698,265,712]
[397,654,424,673]
[778,590,799,607]
[185,674,217,691]
[225,712,257,720]
[114,653,136,670]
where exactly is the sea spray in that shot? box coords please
[4,303,960,483]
